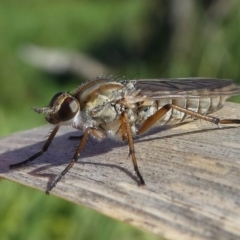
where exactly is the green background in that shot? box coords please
[1,1,240,239]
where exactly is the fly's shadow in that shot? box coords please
[0,127,140,187]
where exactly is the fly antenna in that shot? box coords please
[32,106,54,114]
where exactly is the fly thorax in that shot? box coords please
[71,111,93,130]
[90,103,118,124]
[121,80,137,91]
[114,102,126,114]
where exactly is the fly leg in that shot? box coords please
[138,104,240,135]
[9,125,60,169]
[46,127,106,194]
[121,112,145,186]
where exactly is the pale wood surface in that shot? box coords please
[0,102,240,240]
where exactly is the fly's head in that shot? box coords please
[32,92,80,125]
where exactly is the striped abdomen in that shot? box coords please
[136,96,229,126]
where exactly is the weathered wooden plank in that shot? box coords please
[0,102,240,240]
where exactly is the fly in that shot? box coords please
[9,76,240,194]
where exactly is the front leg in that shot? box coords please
[10,125,60,169]
[121,112,145,186]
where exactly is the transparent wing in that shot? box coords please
[133,78,240,99]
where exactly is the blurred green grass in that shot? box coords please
[1,1,240,240]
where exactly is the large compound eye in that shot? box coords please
[58,97,79,121]
[49,92,65,107]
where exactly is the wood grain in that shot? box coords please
[0,102,240,240]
